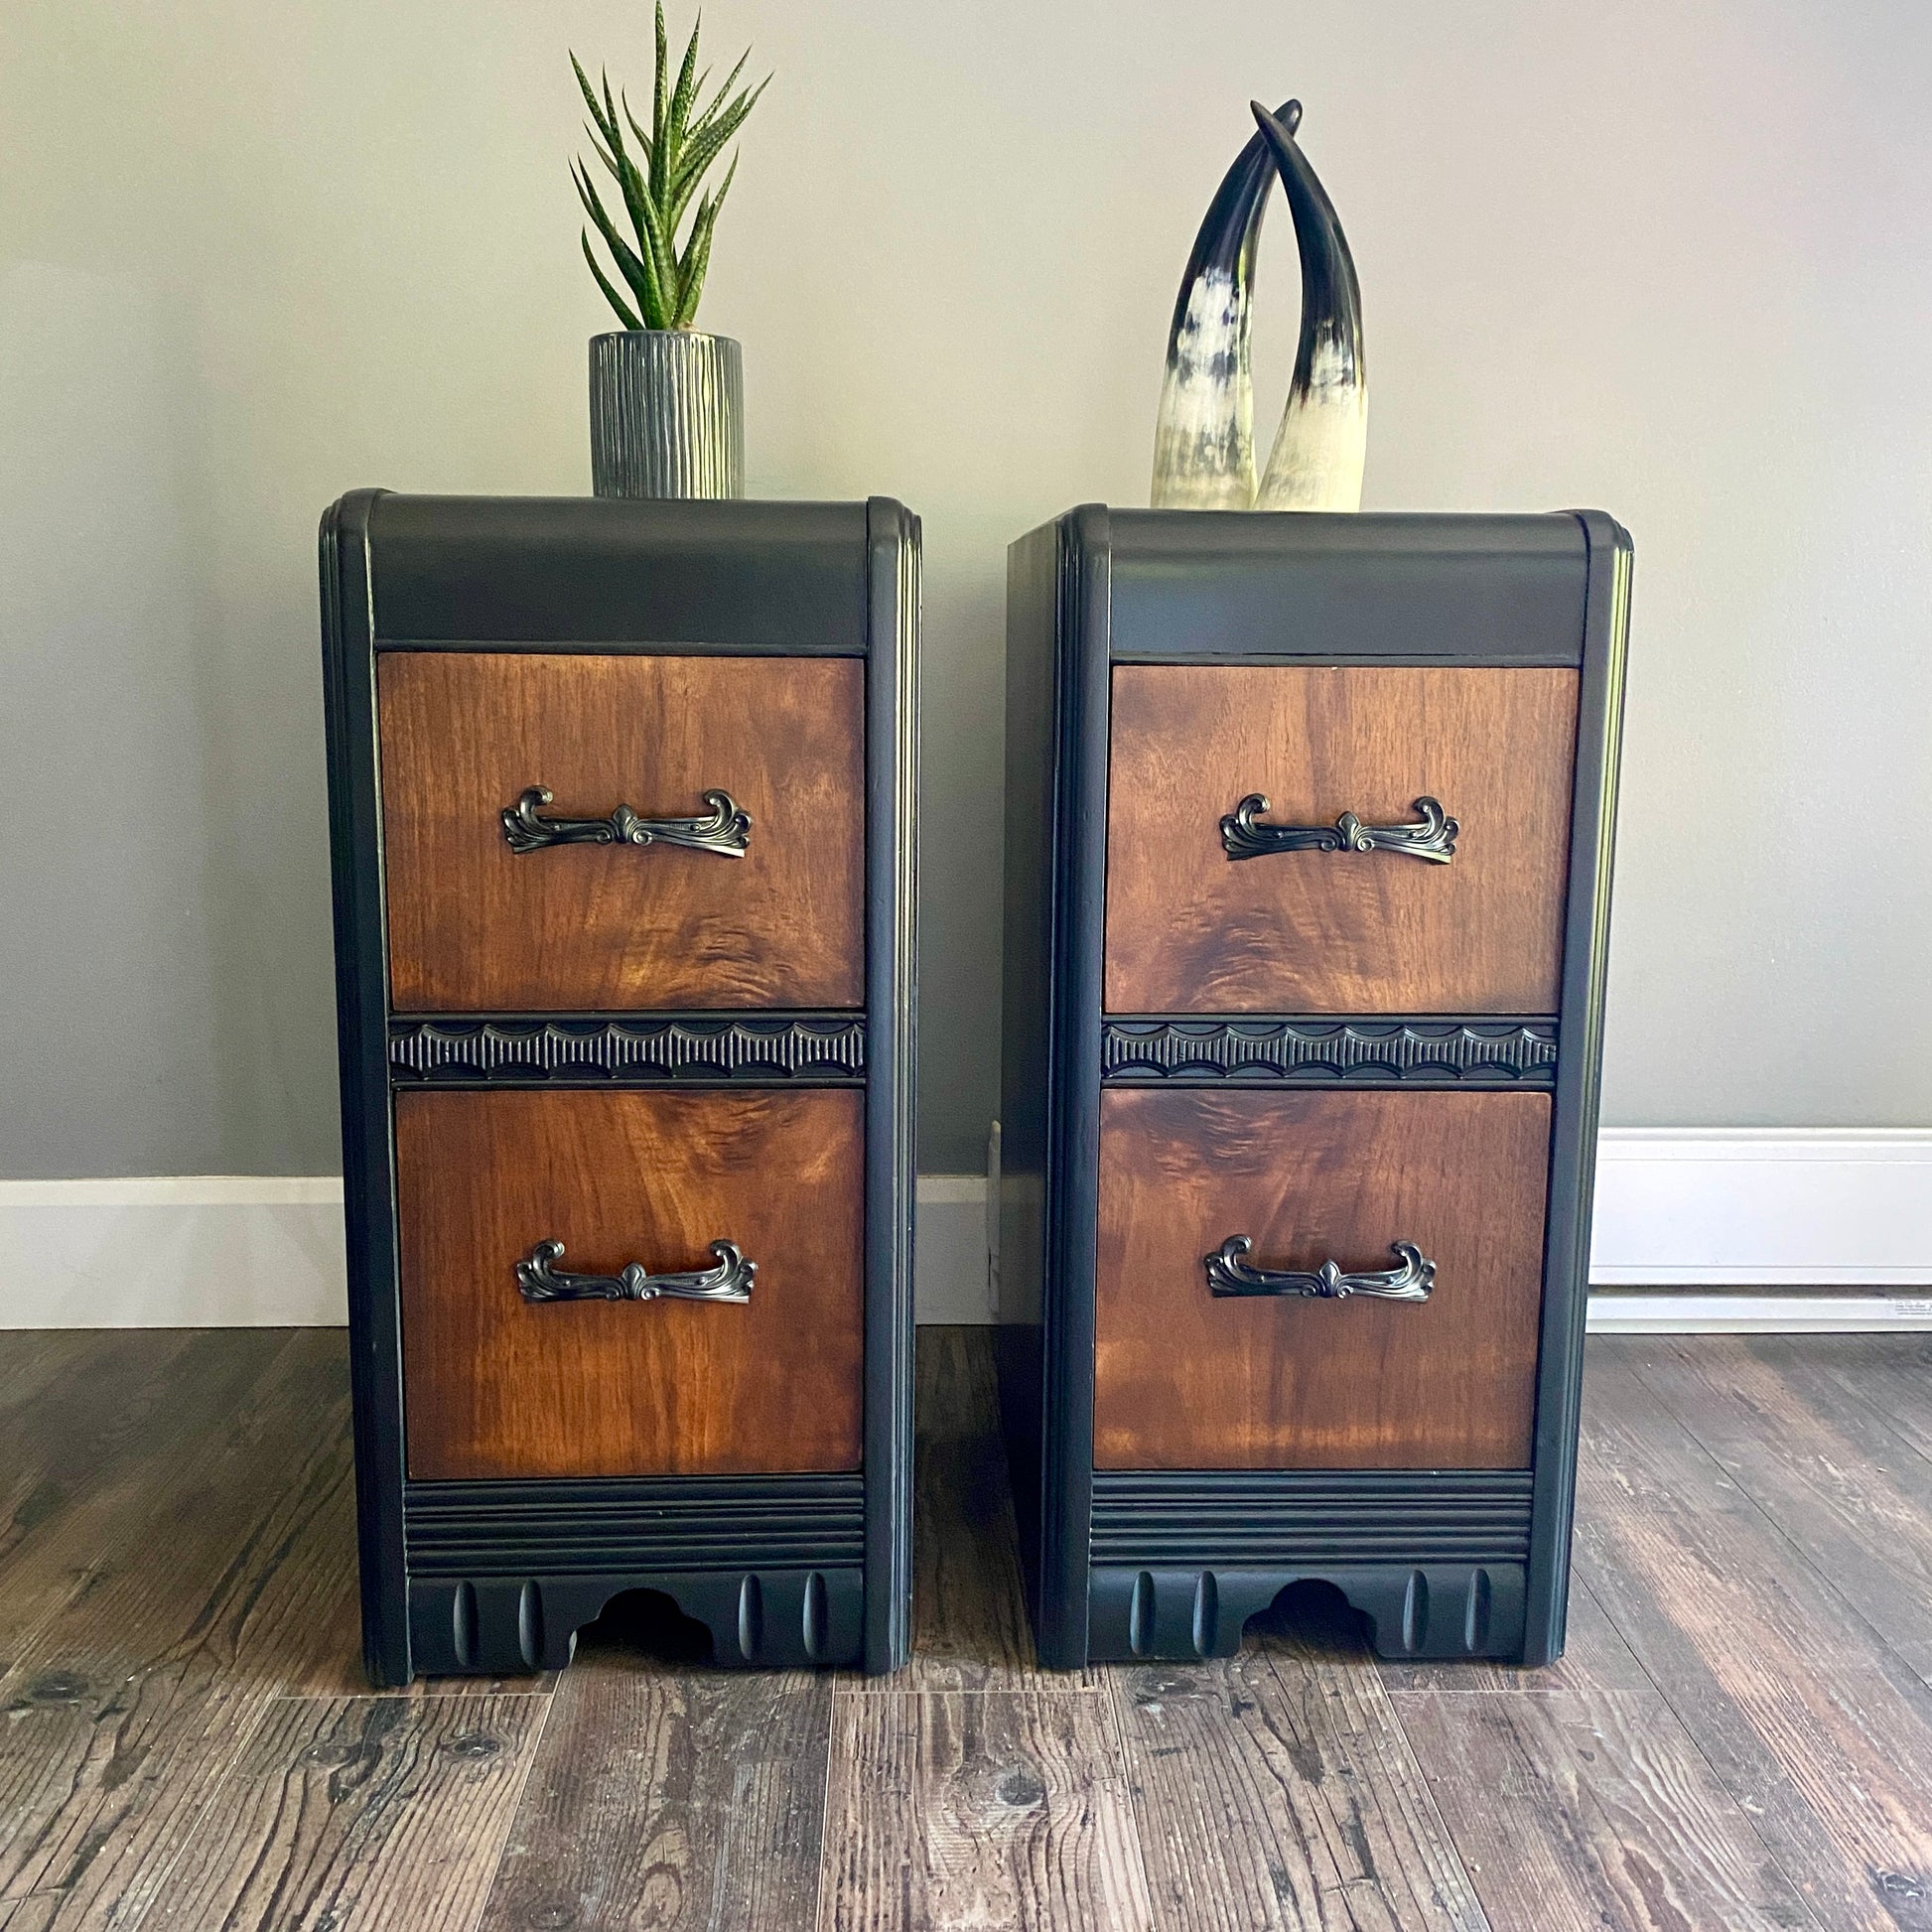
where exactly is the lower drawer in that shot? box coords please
[396,1087,864,1480]
[1093,1087,1551,1469]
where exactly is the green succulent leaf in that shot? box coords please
[667,76,764,227]
[650,4,669,166]
[622,98,656,170]
[574,159,667,326]
[608,94,676,298]
[582,230,644,329]
[571,7,766,330]
[690,49,750,137]
[672,154,735,326]
[663,15,703,174]
[571,55,612,141]
[601,71,625,163]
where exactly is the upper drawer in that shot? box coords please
[1105,665,1578,1015]
[379,652,864,1012]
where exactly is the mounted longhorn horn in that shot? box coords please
[1250,99,1367,511]
[1150,100,1300,509]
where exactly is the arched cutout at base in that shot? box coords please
[575,1587,717,1665]
[1244,1578,1373,1658]
[405,1566,864,1677]
[1087,1562,1527,1665]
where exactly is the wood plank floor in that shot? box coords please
[1,1329,1929,1929]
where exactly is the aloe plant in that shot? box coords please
[571,6,768,331]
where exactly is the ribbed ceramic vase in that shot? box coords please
[589,330,745,499]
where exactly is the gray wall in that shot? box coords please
[3,0,1928,1178]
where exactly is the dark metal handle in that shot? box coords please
[1205,1236,1435,1302]
[501,786,751,857]
[514,1238,755,1305]
[1220,795,1456,864]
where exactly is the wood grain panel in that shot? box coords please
[0,1337,359,1930]
[397,1088,863,1479]
[477,1655,830,1931]
[1094,1089,1551,1469]
[1113,1640,1488,1931]
[1778,1334,1932,1469]
[12,1328,1932,1922]
[379,652,864,1011]
[1105,665,1578,1014]
[0,1330,225,1609]
[1574,1350,1932,1925]
[1394,1686,1820,1932]
[138,1695,545,1932]
[1624,1337,1932,1688]
[819,1691,1154,1930]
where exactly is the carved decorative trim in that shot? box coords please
[515,1237,754,1305]
[406,1566,864,1672]
[1102,1018,1556,1086]
[1205,1236,1434,1302]
[1221,793,1456,863]
[389,1015,865,1085]
[501,785,750,857]
[1087,1562,1526,1663]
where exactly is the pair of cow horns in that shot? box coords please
[1151,99,1366,512]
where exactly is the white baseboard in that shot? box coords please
[1585,1292,1932,1334]
[0,1176,349,1327]
[1590,1128,1932,1287]
[2,1129,1929,1331]
[911,1175,998,1323]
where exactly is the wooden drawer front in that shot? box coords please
[379,652,864,1012]
[1104,665,1578,1014]
[1093,1088,1551,1469]
[397,1087,863,1480]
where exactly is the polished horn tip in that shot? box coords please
[1251,98,1300,139]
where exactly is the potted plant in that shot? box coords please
[572,6,767,497]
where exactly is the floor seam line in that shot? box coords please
[461,1682,557,1932]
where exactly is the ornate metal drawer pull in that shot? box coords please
[514,1237,755,1305]
[501,786,751,857]
[1204,1236,1435,1302]
[1220,795,1456,864]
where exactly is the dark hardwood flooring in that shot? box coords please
[2,1326,1930,1929]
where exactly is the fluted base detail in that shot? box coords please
[590,330,745,499]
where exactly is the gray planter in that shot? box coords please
[589,330,745,499]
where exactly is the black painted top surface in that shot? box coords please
[1094,508,1589,664]
[363,493,872,651]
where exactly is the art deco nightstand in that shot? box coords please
[321,493,917,1683]
[999,507,1629,1668]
